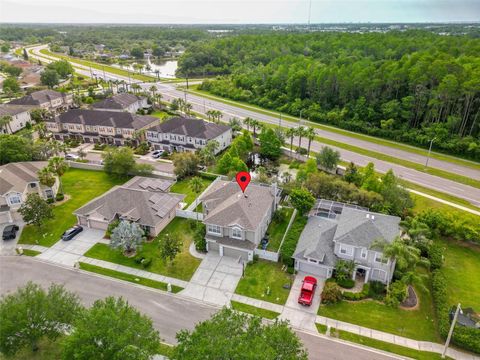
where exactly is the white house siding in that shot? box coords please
[212,130,232,154]
[4,110,32,134]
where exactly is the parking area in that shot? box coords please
[36,228,105,266]
[0,221,24,256]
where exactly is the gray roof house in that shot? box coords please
[45,109,159,146]
[92,93,148,113]
[200,179,280,262]
[75,176,183,237]
[8,89,72,112]
[0,104,36,134]
[146,117,232,154]
[0,162,59,224]
[293,201,400,284]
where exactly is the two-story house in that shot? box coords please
[0,162,59,224]
[146,117,232,154]
[46,109,159,145]
[292,200,400,284]
[92,93,148,113]
[0,104,35,134]
[8,89,73,113]
[199,179,280,262]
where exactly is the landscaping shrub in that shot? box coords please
[321,282,342,304]
[428,243,444,270]
[134,141,150,155]
[46,198,54,204]
[368,281,386,300]
[141,257,152,268]
[134,256,145,264]
[385,281,407,307]
[105,219,120,239]
[342,283,370,301]
[93,143,107,151]
[193,223,206,252]
[336,278,355,289]
[55,193,64,201]
[296,147,307,155]
[280,215,308,267]
[432,270,480,354]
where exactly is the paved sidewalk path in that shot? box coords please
[79,256,188,288]
[316,315,480,360]
[17,244,49,253]
[189,242,206,259]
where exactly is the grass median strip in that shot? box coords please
[231,301,280,319]
[79,262,183,293]
[22,249,41,257]
[186,86,480,172]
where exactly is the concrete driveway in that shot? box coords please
[180,253,243,306]
[280,272,325,332]
[36,228,105,266]
[0,222,24,256]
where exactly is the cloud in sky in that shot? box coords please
[1,0,479,23]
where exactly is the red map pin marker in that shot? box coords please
[236,171,251,193]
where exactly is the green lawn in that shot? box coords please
[18,169,125,247]
[0,337,63,360]
[328,328,448,360]
[150,110,172,120]
[231,301,280,319]
[318,276,440,342]
[439,239,480,309]
[260,207,294,251]
[79,262,183,293]
[235,260,293,305]
[22,249,41,257]
[170,177,213,206]
[84,217,201,281]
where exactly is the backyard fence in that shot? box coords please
[254,248,279,262]
[176,209,204,221]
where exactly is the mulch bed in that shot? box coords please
[400,285,418,309]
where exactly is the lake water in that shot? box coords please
[112,57,178,78]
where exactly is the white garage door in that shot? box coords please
[223,246,249,261]
[208,241,219,253]
[0,212,11,224]
[88,219,109,230]
[298,261,330,278]
[78,217,88,226]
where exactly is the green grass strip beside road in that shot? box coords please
[22,249,41,257]
[39,49,156,82]
[315,325,449,360]
[230,301,280,319]
[186,86,480,172]
[79,262,183,293]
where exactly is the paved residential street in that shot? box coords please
[0,256,402,359]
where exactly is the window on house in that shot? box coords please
[361,249,367,259]
[375,253,388,264]
[9,195,21,205]
[45,189,53,199]
[308,258,317,264]
[207,224,221,235]
[340,246,347,254]
[29,183,37,188]
[232,227,242,239]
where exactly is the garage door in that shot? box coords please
[88,219,109,230]
[298,261,329,278]
[223,246,249,261]
[0,212,11,224]
[78,216,88,226]
[208,241,219,253]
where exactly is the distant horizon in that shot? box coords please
[1,21,479,25]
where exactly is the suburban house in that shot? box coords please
[92,93,148,113]
[8,89,73,113]
[0,162,59,224]
[0,104,35,134]
[46,109,159,145]
[292,200,400,284]
[74,176,184,237]
[200,179,280,262]
[146,117,232,154]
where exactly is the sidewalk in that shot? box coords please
[18,244,49,253]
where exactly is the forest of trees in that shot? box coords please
[178,31,480,160]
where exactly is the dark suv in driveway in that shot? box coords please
[61,225,83,241]
[2,225,20,240]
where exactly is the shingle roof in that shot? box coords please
[123,177,173,192]
[51,109,158,130]
[92,94,145,110]
[0,104,36,116]
[201,180,274,231]
[0,162,48,195]
[8,89,65,106]
[151,117,230,139]
[74,176,184,227]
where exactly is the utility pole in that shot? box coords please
[442,303,461,358]
[102,65,106,81]
[425,137,436,169]
[279,113,282,128]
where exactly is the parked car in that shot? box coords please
[65,153,79,161]
[298,276,317,306]
[61,225,83,241]
[151,150,164,159]
[2,225,19,240]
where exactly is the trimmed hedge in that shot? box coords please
[432,270,480,354]
[280,215,308,267]
[337,278,355,289]
[342,283,370,301]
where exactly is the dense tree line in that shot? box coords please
[178,31,480,160]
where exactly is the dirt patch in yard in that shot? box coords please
[400,286,419,310]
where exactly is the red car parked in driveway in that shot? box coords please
[298,276,317,306]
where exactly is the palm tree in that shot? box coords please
[184,102,193,115]
[149,85,158,104]
[286,127,297,154]
[131,84,141,94]
[189,177,204,222]
[297,126,307,151]
[0,115,13,134]
[34,122,48,139]
[243,117,253,131]
[305,127,316,157]
[48,156,69,195]
[251,119,260,137]
[37,167,56,188]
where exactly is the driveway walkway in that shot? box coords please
[0,221,24,256]
[36,228,105,266]
[180,253,243,306]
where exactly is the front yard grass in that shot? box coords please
[231,301,280,319]
[318,275,440,342]
[235,260,293,305]
[151,110,172,120]
[18,169,125,247]
[79,262,183,293]
[84,217,201,281]
[170,176,212,206]
[259,207,294,252]
[22,249,41,257]
[439,238,480,309]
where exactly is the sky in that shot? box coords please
[1,0,479,24]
